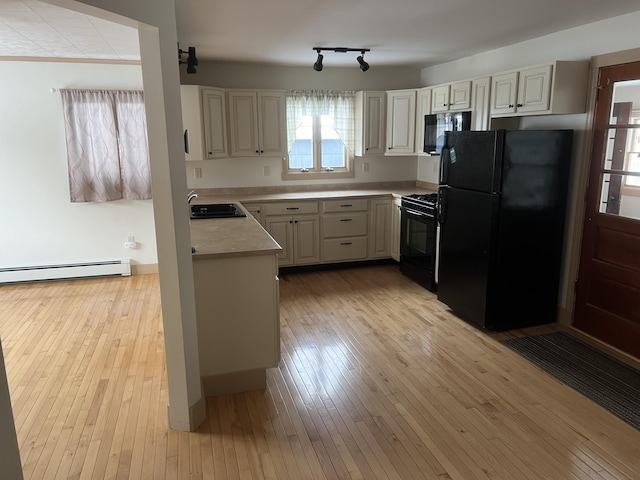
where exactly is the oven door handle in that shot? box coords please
[402,206,435,219]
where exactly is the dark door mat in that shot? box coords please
[501,331,640,431]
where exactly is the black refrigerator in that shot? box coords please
[437,129,573,330]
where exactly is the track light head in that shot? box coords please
[178,44,198,74]
[357,52,369,72]
[313,51,324,71]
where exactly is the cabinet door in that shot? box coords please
[490,72,518,116]
[415,88,431,155]
[257,91,287,156]
[391,198,401,261]
[201,88,228,158]
[369,199,391,259]
[180,85,205,161]
[471,77,491,131]
[266,216,293,266]
[365,92,386,155]
[385,90,416,155]
[228,91,259,157]
[242,202,263,226]
[516,65,552,114]
[431,85,450,113]
[449,81,471,111]
[293,216,320,265]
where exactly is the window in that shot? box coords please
[284,90,355,179]
[60,89,151,202]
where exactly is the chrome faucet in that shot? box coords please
[187,190,198,204]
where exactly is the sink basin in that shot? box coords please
[190,203,247,219]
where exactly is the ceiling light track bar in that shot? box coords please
[313,47,370,53]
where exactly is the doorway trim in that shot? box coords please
[561,47,640,327]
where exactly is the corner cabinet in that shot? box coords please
[369,198,392,259]
[227,89,287,157]
[180,85,228,160]
[264,201,320,267]
[471,77,491,131]
[490,61,589,117]
[415,87,432,155]
[391,196,401,262]
[355,91,386,156]
[385,89,417,155]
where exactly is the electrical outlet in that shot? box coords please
[263,165,270,176]
[194,167,202,179]
[363,162,369,173]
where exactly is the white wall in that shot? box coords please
[180,62,422,189]
[420,10,640,86]
[0,61,158,268]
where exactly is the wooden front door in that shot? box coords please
[574,62,640,357]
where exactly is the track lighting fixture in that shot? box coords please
[312,47,371,72]
[178,44,198,74]
[313,49,324,71]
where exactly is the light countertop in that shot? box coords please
[190,186,435,260]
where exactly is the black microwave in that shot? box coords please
[423,111,471,155]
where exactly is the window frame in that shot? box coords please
[283,114,354,180]
[621,116,640,196]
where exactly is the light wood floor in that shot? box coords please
[1,265,639,479]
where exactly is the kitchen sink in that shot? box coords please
[190,203,247,219]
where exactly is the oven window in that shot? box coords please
[406,218,428,254]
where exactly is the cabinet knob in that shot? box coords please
[255,150,259,153]
[516,103,523,108]
[508,104,514,108]
[260,150,264,153]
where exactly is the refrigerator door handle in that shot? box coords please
[438,187,447,224]
[439,146,450,185]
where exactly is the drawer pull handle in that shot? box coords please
[340,204,353,208]
[286,207,299,210]
[340,242,352,246]
[340,218,353,222]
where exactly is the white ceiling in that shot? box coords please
[1,0,640,68]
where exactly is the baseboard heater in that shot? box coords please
[0,259,131,284]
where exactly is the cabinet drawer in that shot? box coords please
[264,202,318,216]
[323,237,368,262]
[323,212,368,238]
[323,198,368,213]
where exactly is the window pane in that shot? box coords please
[289,116,313,169]
[599,173,640,220]
[289,139,313,169]
[319,115,346,168]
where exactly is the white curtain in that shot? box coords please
[286,90,356,153]
[60,89,151,202]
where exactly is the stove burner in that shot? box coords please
[404,193,438,205]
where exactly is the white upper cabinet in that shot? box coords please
[385,89,417,155]
[490,61,589,117]
[355,91,386,156]
[180,85,227,160]
[227,90,287,157]
[431,81,471,113]
[415,87,432,155]
[471,77,491,131]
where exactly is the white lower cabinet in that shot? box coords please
[241,202,264,226]
[322,200,369,262]
[265,202,320,267]
[193,253,279,396]
[369,198,392,259]
[391,196,401,262]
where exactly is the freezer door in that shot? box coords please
[437,186,497,328]
[440,130,503,193]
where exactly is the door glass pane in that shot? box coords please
[600,79,640,219]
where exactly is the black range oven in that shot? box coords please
[400,193,438,292]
